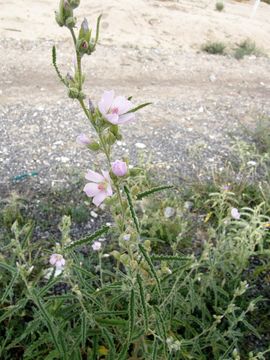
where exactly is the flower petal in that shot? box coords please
[85,170,104,183]
[98,90,114,114]
[93,191,107,207]
[84,183,100,197]
[111,96,133,115]
[118,113,135,124]
[105,113,119,124]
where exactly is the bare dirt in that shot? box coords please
[0,0,270,193]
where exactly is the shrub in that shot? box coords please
[234,39,261,60]
[202,41,226,55]
[215,1,224,11]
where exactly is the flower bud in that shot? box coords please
[68,87,79,99]
[68,0,80,9]
[112,160,128,177]
[76,133,91,146]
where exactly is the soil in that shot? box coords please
[0,0,270,193]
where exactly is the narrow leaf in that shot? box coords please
[65,225,110,250]
[52,45,66,85]
[128,289,135,342]
[136,273,149,332]
[137,185,174,200]
[1,271,19,303]
[139,244,161,295]
[125,102,152,114]
[124,185,140,234]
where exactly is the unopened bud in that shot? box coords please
[68,0,80,9]
[88,99,95,114]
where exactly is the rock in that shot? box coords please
[184,201,193,211]
[209,74,216,82]
[164,207,175,218]
[90,210,98,218]
[135,142,146,149]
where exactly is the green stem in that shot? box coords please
[70,27,126,231]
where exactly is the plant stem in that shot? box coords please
[70,26,126,231]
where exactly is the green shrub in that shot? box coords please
[215,1,224,11]
[234,39,261,60]
[202,41,226,55]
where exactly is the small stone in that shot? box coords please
[135,142,146,149]
[198,106,204,113]
[184,201,193,211]
[90,211,98,218]
[164,207,175,218]
[60,157,69,163]
[209,74,216,82]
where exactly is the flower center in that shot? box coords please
[111,107,119,114]
[98,182,107,191]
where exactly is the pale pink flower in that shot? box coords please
[231,208,241,220]
[84,170,113,207]
[92,241,102,251]
[76,133,91,146]
[112,160,128,177]
[49,254,66,268]
[98,90,135,125]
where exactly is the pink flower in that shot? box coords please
[92,241,102,251]
[84,170,113,207]
[231,208,241,220]
[49,254,66,268]
[112,160,128,177]
[98,90,135,125]
[76,133,91,146]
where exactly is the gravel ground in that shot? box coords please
[0,38,270,197]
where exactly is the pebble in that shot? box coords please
[164,207,175,218]
[90,210,98,218]
[135,142,146,149]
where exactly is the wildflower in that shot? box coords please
[112,160,128,177]
[231,208,241,220]
[123,234,131,241]
[92,241,102,251]
[84,170,113,206]
[76,133,91,146]
[49,253,66,268]
[98,90,135,125]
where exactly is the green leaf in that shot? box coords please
[52,45,66,86]
[65,225,110,250]
[128,289,135,342]
[0,261,17,274]
[125,102,152,114]
[93,14,102,47]
[137,185,174,200]
[31,294,63,355]
[1,271,19,303]
[124,185,140,234]
[136,273,149,332]
[138,244,161,295]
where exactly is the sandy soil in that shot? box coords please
[0,0,270,191]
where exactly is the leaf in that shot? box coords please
[125,102,152,114]
[128,289,135,342]
[52,45,66,85]
[137,185,174,200]
[0,261,17,274]
[124,185,140,234]
[1,271,19,303]
[94,14,102,46]
[139,244,161,295]
[65,225,110,250]
[21,221,35,249]
[136,273,149,332]
[31,294,63,355]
